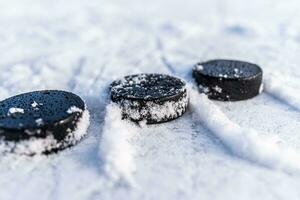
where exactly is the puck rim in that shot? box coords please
[110,73,189,124]
[193,59,263,101]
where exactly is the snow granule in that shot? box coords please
[35,118,44,126]
[67,106,83,114]
[213,85,222,93]
[31,101,38,108]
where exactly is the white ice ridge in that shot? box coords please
[189,88,300,174]
[99,103,138,185]
[264,73,300,112]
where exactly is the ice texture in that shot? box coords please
[190,88,300,174]
[264,73,300,112]
[99,103,138,185]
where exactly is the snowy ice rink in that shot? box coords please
[1,0,300,199]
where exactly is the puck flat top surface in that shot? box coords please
[195,60,262,80]
[0,90,85,141]
[193,59,263,101]
[111,73,186,102]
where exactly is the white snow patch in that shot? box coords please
[35,118,44,126]
[69,109,90,142]
[196,64,204,71]
[120,92,188,123]
[67,106,83,114]
[213,85,222,93]
[31,101,38,108]
[233,68,240,78]
[189,88,300,174]
[198,84,210,94]
[31,101,43,108]
[8,107,24,115]
[259,83,264,94]
[219,74,228,78]
[99,103,138,186]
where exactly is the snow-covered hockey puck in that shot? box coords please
[193,59,263,101]
[110,74,189,124]
[0,90,90,155]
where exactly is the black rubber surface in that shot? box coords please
[193,59,263,101]
[0,90,85,145]
[110,73,188,124]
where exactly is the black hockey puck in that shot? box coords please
[110,73,189,124]
[192,59,263,101]
[0,90,90,155]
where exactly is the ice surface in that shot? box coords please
[1,0,300,199]
[264,73,300,112]
[189,88,300,174]
[99,103,138,185]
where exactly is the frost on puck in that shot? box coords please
[0,90,90,155]
[193,59,263,101]
[110,73,189,124]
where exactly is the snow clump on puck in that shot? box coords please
[110,73,189,124]
[0,90,90,155]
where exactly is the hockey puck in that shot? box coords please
[193,59,263,101]
[0,90,90,155]
[110,73,189,124]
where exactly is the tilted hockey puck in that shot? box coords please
[193,59,263,101]
[0,90,90,155]
[110,73,189,124]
